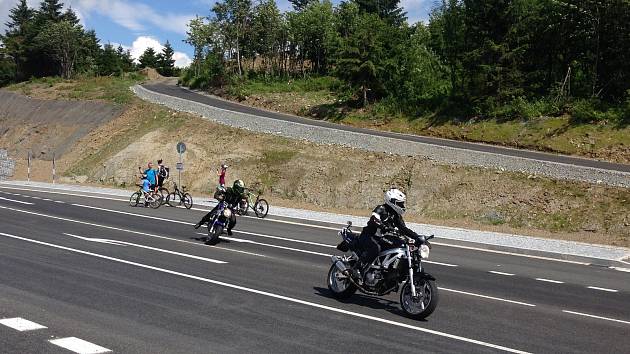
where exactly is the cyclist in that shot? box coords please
[217,164,228,187]
[157,159,169,190]
[139,174,152,207]
[139,162,157,192]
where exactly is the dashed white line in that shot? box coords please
[42,198,52,201]
[535,278,564,284]
[30,196,42,200]
[0,196,34,205]
[217,235,333,257]
[609,266,630,273]
[489,271,515,276]
[0,205,267,258]
[54,200,65,204]
[562,310,630,325]
[49,337,111,354]
[0,317,47,331]
[587,286,618,293]
[1,232,529,354]
[439,288,536,307]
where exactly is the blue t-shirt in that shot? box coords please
[144,168,157,185]
[142,179,151,192]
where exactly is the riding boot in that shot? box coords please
[193,221,203,229]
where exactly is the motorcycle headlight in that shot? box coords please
[223,209,232,218]
[420,244,430,259]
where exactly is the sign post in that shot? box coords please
[52,152,56,184]
[27,150,31,182]
[176,142,186,187]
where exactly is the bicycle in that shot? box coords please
[157,185,170,205]
[166,182,193,209]
[129,185,162,209]
[235,188,269,218]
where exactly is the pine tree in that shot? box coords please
[138,47,158,68]
[37,0,64,24]
[62,7,81,26]
[157,41,176,76]
[1,0,35,80]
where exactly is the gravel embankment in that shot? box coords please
[132,85,630,188]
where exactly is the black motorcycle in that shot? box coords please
[327,222,439,320]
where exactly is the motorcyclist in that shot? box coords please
[357,188,420,271]
[193,180,244,236]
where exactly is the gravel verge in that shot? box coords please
[133,85,629,188]
[3,180,629,263]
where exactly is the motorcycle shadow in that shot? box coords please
[313,287,423,320]
[190,236,232,244]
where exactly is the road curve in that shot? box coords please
[143,83,629,174]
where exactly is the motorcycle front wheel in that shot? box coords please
[205,224,223,245]
[400,278,439,320]
[327,264,357,299]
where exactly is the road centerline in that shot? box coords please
[0,196,34,205]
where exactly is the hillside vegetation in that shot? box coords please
[3,76,629,248]
[180,0,630,162]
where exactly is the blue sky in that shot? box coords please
[1,0,435,68]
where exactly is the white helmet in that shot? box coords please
[384,188,406,216]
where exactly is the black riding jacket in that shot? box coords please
[360,204,420,241]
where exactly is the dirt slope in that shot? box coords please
[0,90,122,160]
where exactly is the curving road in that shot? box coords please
[142,83,630,174]
[1,185,629,353]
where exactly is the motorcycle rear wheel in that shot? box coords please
[327,264,357,299]
[400,278,439,320]
[205,225,223,245]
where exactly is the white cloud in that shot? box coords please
[126,36,191,68]
[66,0,193,35]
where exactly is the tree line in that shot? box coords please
[182,0,630,122]
[0,0,178,86]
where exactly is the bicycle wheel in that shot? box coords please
[182,193,193,209]
[129,192,141,207]
[158,187,170,205]
[149,193,162,209]
[254,199,269,218]
[236,198,249,216]
[167,192,181,207]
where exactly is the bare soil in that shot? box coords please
[4,79,629,248]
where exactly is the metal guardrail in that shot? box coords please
[0,149,15,180]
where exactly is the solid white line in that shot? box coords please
[562,310,630,325]
[431,241,591,266]
[439,288,536,307]
[0,185,593,266]
[73,203,192,225]
[1,232,529,354]
[609,266,630,273]
[49,337,111,354]
[235,230,336,248]
[535,278,564,284]
[0,196,34,205]
[489,271,515,276]
[587,286,618,293]
[424,260,459,267]
[212,234,334,257]
[63,233,227,264]
[0,317,47,331]
[0,205,266,258]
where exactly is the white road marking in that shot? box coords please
[587,286,618,293]
[214,234,334,257]
[0,317,47,331]
[73,203,192,225]
[0,232,529,354]
[0,205,266,258]
[49,337,111,354]
[63,233,227,264]
[54,200,65,204]
[439,288,536,307]
[42,198,52,201]
[489,271,515,276]
[0,196,34,205]
[609,266,630,273]
[562,310,630,325]
[30,196,42,199]
[430,241,591,266]
[535,278,564,284]
[0,185,594,266]
[424,260,459,267]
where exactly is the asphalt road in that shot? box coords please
[142,83,630,174]
[1,185,629,353]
